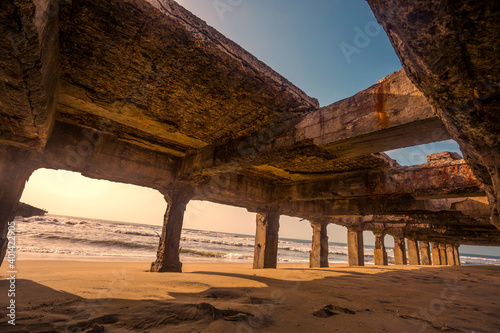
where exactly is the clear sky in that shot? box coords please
[20,0,497,256]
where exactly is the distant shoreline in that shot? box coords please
[33,214,500,259]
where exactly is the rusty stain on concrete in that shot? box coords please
[376,81,389,129]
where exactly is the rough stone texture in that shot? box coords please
[367,0,500,230]
[365,212,499,246]
[347,229,364,266]
[392,235,407,265]
[0,0,499,268]
[290,69,450,158]
[446,244,456,266]
[276,159,482,202]
[373,232,388,265]
[178,69,445,181]
[42,122,178,190]
[10,124,491,249]
[419,241,432,265]
[431,243,441,266]
[152,187,193,272]
[426,152,463,166]
[56,0,317,157]
[0,146,37,261]
[451,197,491,218]
[253,211,280,269]
[439,244,448,265]
[407,239,421,265]
[454,246,461,266]
[0,0,59,149]
[309,221,329,268]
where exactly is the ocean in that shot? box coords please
[11,215,500,266]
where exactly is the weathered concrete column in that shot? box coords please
[439,244,448,265]
[0,147,36,267]
[151,187,193,272]
[453,245,461,266]
[309,221,329,268]
[431,243,442,265]
[347,229,364,266]
[419,241,432,265]
[446,244,456,266]
[253,211,280,269]
[407,239,421,265]
[392,236,407,265]
[373,231,388,265]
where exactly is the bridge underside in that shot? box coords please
[0,0,498,270]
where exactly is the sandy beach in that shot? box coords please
[1,258,499,332]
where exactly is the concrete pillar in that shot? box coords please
[431,242,442,265]
[347,229,364,266]
[373,232,388,265]
[151,188,193,272]
[446,244,456,265]
[453,245,461,266]
[253,211,280,269]
[439,243,448,265]
[407,239,421,265]
[419,241,432,265]
[393,236,407,265]
[0,147,36,267]
[310,221,329,268]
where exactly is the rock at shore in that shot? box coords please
[15,202,47,218]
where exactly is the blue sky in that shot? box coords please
[176,0,462,164]
[21,0,496,256]
[177,0,402,105]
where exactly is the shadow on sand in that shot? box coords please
[0,265,499,332]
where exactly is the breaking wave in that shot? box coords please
[12,215,500,265]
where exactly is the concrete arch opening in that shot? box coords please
[14,168,167,261]
[21,168,167,224]
[385,140,462,166]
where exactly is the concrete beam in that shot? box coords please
[23,123,496,249]
[39,122,178,191]
[253,211,280,269]
[285,69,450,158]
[192,173,272,211]
[276,161,483,202]
[151,187,193,272]
[347,229,364,266]
[0,0,497,259]
[388,224,500,247]
[343,214,499,246]
[419,241,431,265]
[318,196,488,217]
[366,0,500,230]
[309,221,329,268]
[54,0,317,159]
[276,197,492,225]
[275,204,500,247]
[407,239,421,265]
[179,70,449,179]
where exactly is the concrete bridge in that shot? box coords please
[0,0,498,271]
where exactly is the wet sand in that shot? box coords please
[1,259,499,332]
